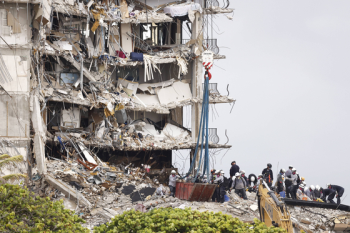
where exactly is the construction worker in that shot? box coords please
[257,174,264,185]
[229,161,240,179]
[248,174,258,187]
[221,170,230,191]
[231,172,247,200]
[285,168,298,199]
[285,165,293,177]
[262,163,274,187]
[195,172,201,183]
[275,168,285,193]
[305,185,315,200]
[213,170,225,203]
[321,188,336,204]
[328,184,345,205]
[169,170,178,197]
[210,169,216,184]
[314,185,322,199]
[202,175,208,183]
[240,170,248,184]
[285,165,293,198]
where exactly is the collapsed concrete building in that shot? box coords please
[0,0,234,204]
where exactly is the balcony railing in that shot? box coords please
[182,39,219,54]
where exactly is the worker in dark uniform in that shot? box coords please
[210,169,216,184]
[211,170,217,201]
[328,184,345,205]
[229,161,240,189]
[262,163,274,188]
[221,170,230,191]
[322,188,336,204]
[247,174,258,192]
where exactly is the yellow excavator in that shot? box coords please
[257,180,293,232]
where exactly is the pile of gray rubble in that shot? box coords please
[30,161,350,232]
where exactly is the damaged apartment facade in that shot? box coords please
[0,0,234,185]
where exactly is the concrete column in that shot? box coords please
[190,11,203,173]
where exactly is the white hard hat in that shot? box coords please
[221,170,225,174]
[303,182,307,186]
[281,168,286,173]
[315,185,320,191]
[240,170,245,174]
[203,175,207,178]
[300,184,305,188]
[310,185,315,191]
[171,170,176,174]
[251,176,255,182]
[235,172,240,177]
[258,174,263,177]
[292,168,297,172]
[289,165,293,168]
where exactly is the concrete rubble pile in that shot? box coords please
[287,206,350,233]
[30,161,349,233]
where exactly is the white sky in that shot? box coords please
[174,0,350,204]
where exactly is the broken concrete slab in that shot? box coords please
[45,174,92,208]
[157,81,192,105]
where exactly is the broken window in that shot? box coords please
[0,9,11,36]
[140,22,182,46]
[59,73,80,86]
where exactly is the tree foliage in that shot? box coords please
[0,154,26,183]
[0,184,89,233]
[94,207,287,233]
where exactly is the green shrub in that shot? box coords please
[94,207,287,233]
[0,184,89,233]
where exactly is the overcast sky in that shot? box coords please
[175,0,350,204]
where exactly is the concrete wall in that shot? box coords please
[0,3,32,46]
[0,95,30,138]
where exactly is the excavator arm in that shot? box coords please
[258,180,293,232]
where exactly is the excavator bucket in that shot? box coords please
[175,182,217,201]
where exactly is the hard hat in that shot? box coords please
[299,184,305,188]
[289,165,293,168]
[292,168,297,172]
[267,163,272,168]
[304,186,308,190]
[258,174,263,177]
[301,177,305,181]
[251,176,255,182]
[240,170,245,174]
[204,175,207,178]
[281,168,286,173]
[315,185,320,191]
[171,170,176,174]
[303,182,307,186]
[235,172,240,177]
[310,185,315,191]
